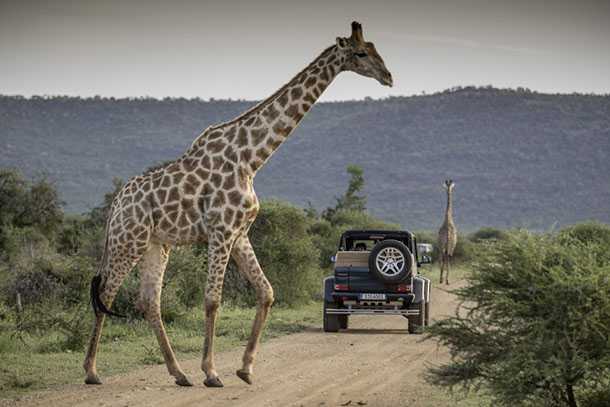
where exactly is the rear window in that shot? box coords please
[341,235,411,251]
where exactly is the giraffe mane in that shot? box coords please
[208,45,337,131]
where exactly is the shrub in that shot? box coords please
[244,200,323,306]
[558,222,610,264]
[470,227,508,242]
[425,229,610,407]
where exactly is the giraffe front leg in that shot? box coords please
[231,234,274,385]
[445,255,451,285]
[201,236,232,388]
[139,243,191,386]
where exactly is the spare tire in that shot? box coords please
[368,239,412,283]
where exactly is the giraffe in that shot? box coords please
[83,21,393,388]
[438,179,458,285]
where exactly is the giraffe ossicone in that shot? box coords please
[83,21,393,387]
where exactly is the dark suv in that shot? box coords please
[323,230,432,334]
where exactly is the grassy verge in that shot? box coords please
[0,302,322,398]
[419,261,471,282]
[1,266,479,405]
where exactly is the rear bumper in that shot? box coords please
[322,276,431,317]
[325,307,420,316]
[331,292,415,302]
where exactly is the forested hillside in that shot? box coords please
[1,87,609,230]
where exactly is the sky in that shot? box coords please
[1,0,609,101]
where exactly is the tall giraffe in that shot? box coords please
[438,179,458,285]
[83,21,393,388]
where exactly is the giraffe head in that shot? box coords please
[443,179,455,191]
[336,21,393,87]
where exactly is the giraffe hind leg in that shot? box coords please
[232,234,274,385]
[138,243,191,386]
[83,244,146,384]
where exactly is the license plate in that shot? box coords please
[359,293,386,300]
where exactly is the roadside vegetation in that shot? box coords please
[425,223,610,407]
[0,164,399,396]
[2,165,608,407]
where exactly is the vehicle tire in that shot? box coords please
[339,315,348,330]
[369,239,412,283]
[407,301,425,334]
[323,301,340,332]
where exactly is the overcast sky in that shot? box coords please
[1,0,609,101]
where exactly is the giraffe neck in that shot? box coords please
[194,45,345,174]
[444,190,453,224]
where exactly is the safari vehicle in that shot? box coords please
[323,230,432,334]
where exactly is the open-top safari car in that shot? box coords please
[323,230,432,334]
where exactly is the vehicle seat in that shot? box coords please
[354,243,367,251]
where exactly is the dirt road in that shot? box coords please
[9,283,463,407]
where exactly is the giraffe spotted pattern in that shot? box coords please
[84,21,393,388]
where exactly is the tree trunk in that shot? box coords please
[16,292,23,313]
[566,384,577,407]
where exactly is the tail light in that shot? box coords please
[396,284,410,292]
[334,283,349,291]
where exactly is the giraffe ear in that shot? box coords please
[336,37,349,49]
[350,21,365,44]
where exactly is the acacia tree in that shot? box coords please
[426,228,610,407]
[0,169,63,252]
[323,164,367,222]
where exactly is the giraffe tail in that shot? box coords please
[90,275,126,318]
[89,214,126,318]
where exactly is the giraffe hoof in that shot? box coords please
[203,377,224,388]
[236,369,253,385]
[175,375,193,387]
[85,375,102,385]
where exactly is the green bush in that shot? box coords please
[558,222,610,264]
[426,229,610,407]
[469,227,508,242]
[244,200,323,306]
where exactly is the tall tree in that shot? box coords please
[323,164,367,222]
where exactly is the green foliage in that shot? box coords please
[165,246,208,309]
[558,222,610,264]
[323,164,367,221]
[244,200,323,306]
[0,169,63,251]
[425,229,610,407]
[469,227,508,242]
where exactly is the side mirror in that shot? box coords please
[419,255,432,265]
[330,255,336,263]
[417,243,433,254]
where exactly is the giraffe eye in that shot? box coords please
[355,52,367,58]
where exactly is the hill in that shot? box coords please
[1,87,609,230]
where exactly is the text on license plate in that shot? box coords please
[359,293,386,300]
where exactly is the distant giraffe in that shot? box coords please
[83,21,393,388]
[438,180,457,285]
